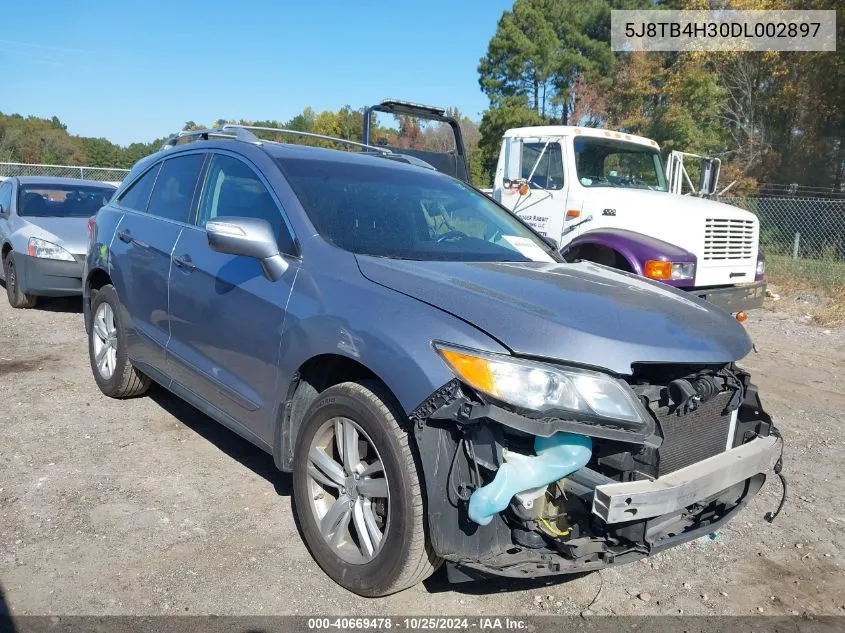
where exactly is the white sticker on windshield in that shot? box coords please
[501,236,555,263]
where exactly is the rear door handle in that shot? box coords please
[173,254,196,272]
[118,229,149,249]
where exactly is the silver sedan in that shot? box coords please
[0,176,116,308]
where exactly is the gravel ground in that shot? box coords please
[1,296,844,617]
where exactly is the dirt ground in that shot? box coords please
[1,294,844,617]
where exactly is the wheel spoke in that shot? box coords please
[361,499,383,550]
[95,343,109,367]
[352,498,374,557]
[359,460,383,478]
[93,317,109,341]
[321,495,352,546]
[308,447,345,487]
[307,463,342,490]
[358,477,388,499]
[342,419,360,474]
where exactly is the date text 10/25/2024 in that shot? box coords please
[307,618,529,630]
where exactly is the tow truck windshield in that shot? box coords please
[574,137,668,192]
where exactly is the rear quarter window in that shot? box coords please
[118,164,161,212]
[146,154,205,223]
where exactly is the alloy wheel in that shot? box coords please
[92,302,118,380]
[306,417,390,564]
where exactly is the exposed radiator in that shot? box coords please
[703,218,755,261]
[655,392,733,476]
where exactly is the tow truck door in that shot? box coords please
[496,137,569,243]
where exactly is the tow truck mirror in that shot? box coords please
[698,158,721,196]
[541,235,558,250]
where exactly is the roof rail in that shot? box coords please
[221,124,392,154]
[161,127,259,150]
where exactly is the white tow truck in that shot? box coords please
[490,126,765,312]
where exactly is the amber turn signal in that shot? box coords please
[518,183,530,196]
[566,209,580,219]
[735,311,748,323]
[644,260,672,280]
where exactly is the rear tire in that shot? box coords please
[292,380,440,596]
[4,252,38,309]
[88,284,150,398]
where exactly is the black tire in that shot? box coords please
[88,284,150,398]
[292,380,440,596]
[4,252,38,309]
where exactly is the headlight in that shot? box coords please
[434,343,647,424]
[756,257,766,277]
[644,260,696,281]
[28,238,75,261]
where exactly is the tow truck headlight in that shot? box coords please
[434,343,648,424]
[756,256,766,278]
[28,238,75,262]
[644,260,695,281]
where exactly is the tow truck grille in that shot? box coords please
[655,392,733,476]
[704,218,755,261]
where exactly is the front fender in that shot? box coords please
[274,261,510,469]
[563,228,696,279]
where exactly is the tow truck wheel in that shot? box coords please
[292,380,441,596]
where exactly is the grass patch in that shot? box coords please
[765,254,845,326]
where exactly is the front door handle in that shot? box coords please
[173,254,196,272]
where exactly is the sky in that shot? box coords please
[0,0,513,146]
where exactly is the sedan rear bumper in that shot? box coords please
[592,434,781,524]
[13,252,84,297]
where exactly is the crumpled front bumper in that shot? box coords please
[593,434,781,523]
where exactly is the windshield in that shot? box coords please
[574,137,667,192]
[19,184,115,218]
[278,158,557,262]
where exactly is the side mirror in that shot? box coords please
[698,158,721,196]
[0,203,6,217]
[206,216,288,282]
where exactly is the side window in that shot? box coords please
[118,164,161,212]
[0,182,12,216]
[147,154,205,223]
[521,142,564,190]
[197,154,295,254]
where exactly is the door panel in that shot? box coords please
[108,212,182,372]
[167,225,296,440]
[166,153,298,443]
[498,140,568,243]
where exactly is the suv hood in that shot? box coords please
[357,257,752,375]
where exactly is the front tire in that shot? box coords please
[4,252,38,309]
[292,381,440,596]
[88,284,150,398]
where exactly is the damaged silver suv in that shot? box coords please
[85,124,784,597]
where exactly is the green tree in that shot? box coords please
[479,0,616,123]
[476,96,546,186]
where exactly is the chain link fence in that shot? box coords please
[0,162,129,185]
[719,195,845,290]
